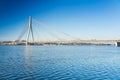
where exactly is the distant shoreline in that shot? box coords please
[0,42,112,46]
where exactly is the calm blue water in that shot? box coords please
[0,45,120,80]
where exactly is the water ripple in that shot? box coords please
[0,46,120,80]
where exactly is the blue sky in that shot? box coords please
[0,0,120,41]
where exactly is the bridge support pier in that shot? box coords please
[115,42,120,47]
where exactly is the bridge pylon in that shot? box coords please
[26,16,34,45]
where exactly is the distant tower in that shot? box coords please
[26,16,34,45]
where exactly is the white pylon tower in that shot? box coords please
[26,16,34,45]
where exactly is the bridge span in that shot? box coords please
[14,16,120,47]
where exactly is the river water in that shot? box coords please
[0,45,120,80]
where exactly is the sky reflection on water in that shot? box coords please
[0,45,120,80]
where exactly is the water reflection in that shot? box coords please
[1,46,120,80]
[24,46,33,79]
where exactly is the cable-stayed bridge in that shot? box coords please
[12,16,120,47]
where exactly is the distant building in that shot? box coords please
[115,42,120,47]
